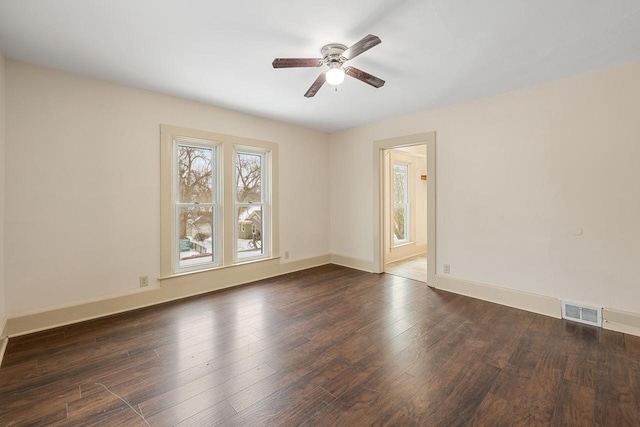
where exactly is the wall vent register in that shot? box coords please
[562,300,602,327]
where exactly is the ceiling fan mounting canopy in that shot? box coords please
[272,34,385,98]
[321,43,348,66]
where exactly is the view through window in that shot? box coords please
[235,150,267,260]
[393,163,410,244]
[161,125,278,277]
[176,142,218,269]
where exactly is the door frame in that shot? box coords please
[372,132,436,282]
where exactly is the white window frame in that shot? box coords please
[393,162,410,245]
[173,138,221,273]
[233,146,271,262]
[160,125,279,278]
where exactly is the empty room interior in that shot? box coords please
[1,1,640,425]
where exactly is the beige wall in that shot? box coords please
[330,61,640,317]
[4,56,640,334]
[4,60,330,317]
[0,51,6,328]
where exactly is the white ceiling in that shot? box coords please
[1,0,640,133]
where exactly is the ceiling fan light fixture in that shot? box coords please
[272,35,384,97]
[326,66,345,86]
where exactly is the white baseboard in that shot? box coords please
[6,254,331,337]
[318,254,562,319]
[330,255,562,320]
[330,254,375,273]
[0,338,7,367]
[0,315,6,338]
[430,274,562,319]
[603,308,640,337]
[6,255,639,340]
[0,316,8,366]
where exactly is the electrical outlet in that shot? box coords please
[139,275,149,287]
[443,264,450,274]
[284,251,289,259]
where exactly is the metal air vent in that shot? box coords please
[562,301,602,327]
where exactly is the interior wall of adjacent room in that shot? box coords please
[398,145,428,249]
[384,148,427,262]
[4,60,330,316]
[329,60,640,316]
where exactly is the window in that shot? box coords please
[393,163,410,245]
[175,140,219,271]
[161,125,279,277]
[234,148,269,261]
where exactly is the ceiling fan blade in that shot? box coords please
[272,58,324,68]
[344,66,385,88]
[304,72,326,98]
[342,34,381,60]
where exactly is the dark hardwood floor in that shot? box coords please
[1,264,639,426]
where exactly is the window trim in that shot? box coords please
[160,125,279,278]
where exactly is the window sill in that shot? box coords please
[159,255,281,280]
[392,241,415,250]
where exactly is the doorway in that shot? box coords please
[372,132,436,285]
[382,145,427,281]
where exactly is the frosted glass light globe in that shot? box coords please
[326,67,345,85]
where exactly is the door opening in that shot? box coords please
[382,145,427,281]
[372,132,436,286]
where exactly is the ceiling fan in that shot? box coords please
[272,34,385,98]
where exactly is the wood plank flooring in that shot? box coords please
[1,264,639,426]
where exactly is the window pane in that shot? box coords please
[237,206,263,259]
[178,146,213,204]
[178,206,214,267]
[236,152,261,203]
[394,164,407,203]
[393,206,406,241]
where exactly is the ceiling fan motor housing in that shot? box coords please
[321,43,347,66]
